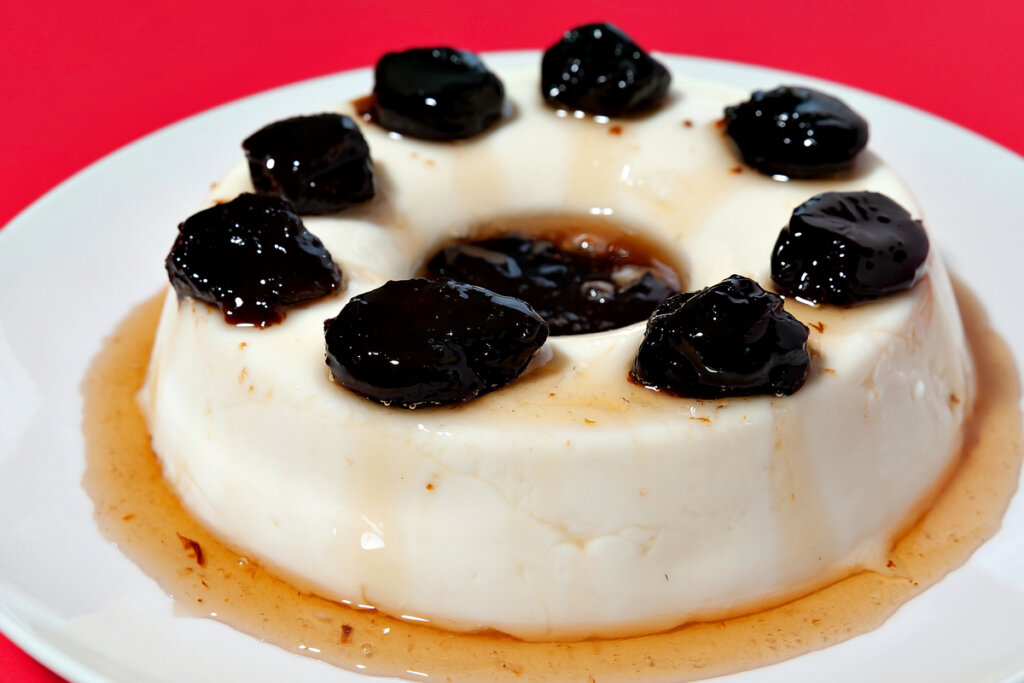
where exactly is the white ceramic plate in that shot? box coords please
[1,52,1022,683]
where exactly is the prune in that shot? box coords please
[723,86,868,178]
[541,23,670,116]
[166,193,341,327]
[424,232,679,335]
[631,275,810,398]
[771,191,929,306]
[243,113,374,214]
[372,48,505,140]
[324,279,548,408]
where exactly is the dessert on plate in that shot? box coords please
[139,23,974,642]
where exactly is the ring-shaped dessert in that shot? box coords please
[142,53,973,640]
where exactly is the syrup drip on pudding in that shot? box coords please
[83,283,1022,682]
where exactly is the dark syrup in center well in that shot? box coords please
[422,213,683,335]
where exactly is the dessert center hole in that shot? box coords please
[422,214,684,335]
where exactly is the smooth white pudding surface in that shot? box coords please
[139,66,974,640]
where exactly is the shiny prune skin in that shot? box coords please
[541,23,670,116]
[631,275,810,399]
[166,193,341,327]
[324,279,548,408]
[772,191,929,306]
[372,48,505,141]
[243,113,374,214]
[424,233,678,335]
[724,86,868,178]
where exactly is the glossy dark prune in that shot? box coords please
[166,193,341,327]
[631,275,810,398]
[424,232,679,335]
[372,48,505,140]
[541,23,670,116]
[243,113,374,214]
[324,279,548,408]
[724,86,868,178]
[771,191,929,306]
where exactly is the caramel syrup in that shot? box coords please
[82,282,1022,682]
[352,94,376,124]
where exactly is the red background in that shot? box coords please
[2,0,1021,679]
